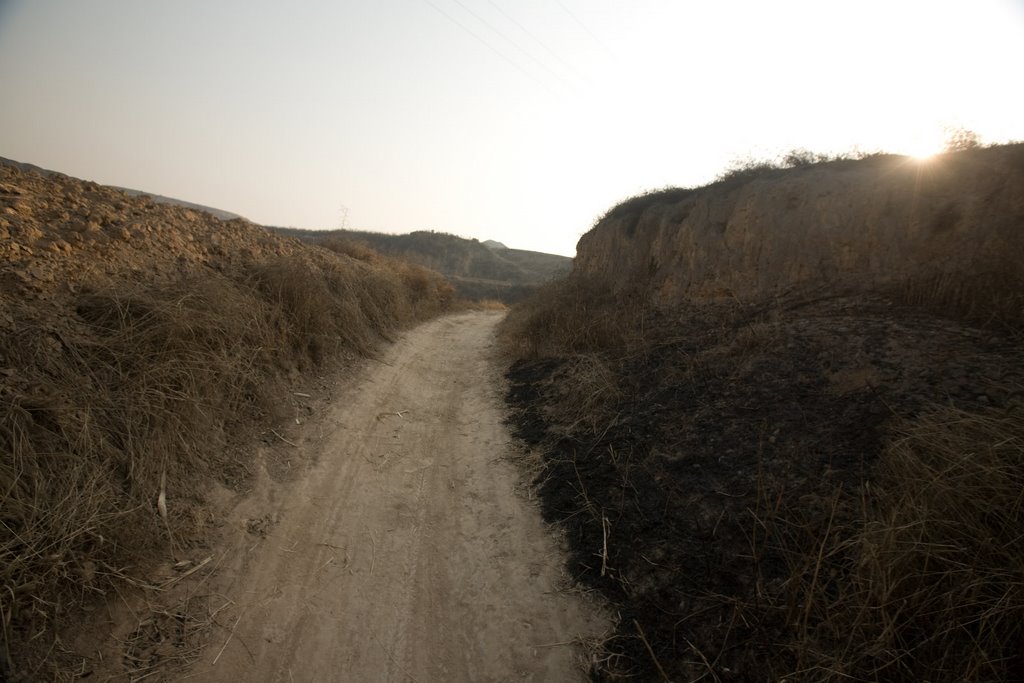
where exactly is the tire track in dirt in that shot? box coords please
[190,312,607,682]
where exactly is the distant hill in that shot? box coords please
[272,228,572,303]
[0,156,244,221]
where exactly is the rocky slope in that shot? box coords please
[0,156,244,221]
[576,145,1024,300]
[0,171,294,301]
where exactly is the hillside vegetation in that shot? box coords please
[501,145,1024,682]
[0,161,454,679]
[274,227,572,303]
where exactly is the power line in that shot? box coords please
[485,0,591,86]
[448,0,577,91]
[553,0,616,58]
[420,0,558,94]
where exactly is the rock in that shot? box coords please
[27,266,54,282]
[19,225,43,241]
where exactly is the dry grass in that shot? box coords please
[319,235,379,263]
[1,279,264,676]
[545,354,622,436]
[498,275,653,360]
[782,406,1024,681]
[500,266,1024,681]
[895,260,1024,336]
[0,248,453,676]
[319,238,456,320]
[474,299,509,312]
[857,409,1024,680]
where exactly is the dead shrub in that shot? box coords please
[599,187,696,223]
[498,275,652,360]
[320,235,455,318]
[318,239,455,321]
[247,254,448,361]
[320,236,379,263]
[349,262,409,339]
[249,256,352,363]
[475,299,508,312]
[398,261,434,296]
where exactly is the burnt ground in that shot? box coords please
[505,293,1023,682]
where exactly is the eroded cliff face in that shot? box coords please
[575,145,1024,299]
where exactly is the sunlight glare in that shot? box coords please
[903,128,947,160]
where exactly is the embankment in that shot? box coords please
[0,160,454,679]
[577,145,1024,311]
[501,145,1024,682]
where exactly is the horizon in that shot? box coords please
[1,1,1022,257]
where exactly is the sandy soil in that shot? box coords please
[186,311,607,682]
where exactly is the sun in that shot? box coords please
[903,130,947,160]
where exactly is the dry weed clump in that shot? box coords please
[474,299,508,312]
[791,406,1024,681]
[0,247,453,676]
[319,239,456,319]
[544,354,621,435]
[498,275,652,359]
[250,256,378,362]
[319,235,379,263]
[250,252,453,363]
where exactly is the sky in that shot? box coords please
[0,1,1022,256]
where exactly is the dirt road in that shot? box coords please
[190,312,606,682]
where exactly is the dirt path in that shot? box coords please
[189,312,606,682]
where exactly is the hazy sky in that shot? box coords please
[1,1,1022,256]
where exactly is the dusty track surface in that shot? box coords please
[190,312,606,681]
